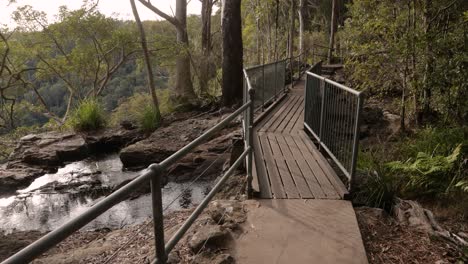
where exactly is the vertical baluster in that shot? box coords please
[350,94,363,191]
[149,165,166,264]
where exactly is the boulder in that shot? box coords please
[119,115,222,169]
[188,224,229,252]
[9,132,89,167]
[0,128,144,196]
[0,165,47,195]
[85,128,144,153]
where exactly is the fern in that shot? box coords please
[386,144,464,196]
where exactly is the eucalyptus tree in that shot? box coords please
[13,5,138,122]
[221,0,243,106]
[138,0,197,104]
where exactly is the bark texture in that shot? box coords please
[221,0,243,107]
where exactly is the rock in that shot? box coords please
[0,165,47,195]
[119,115,222,169]
[9,132,89,167]
[1,129,144,196]
[85,128,144,153]
[167,251,181,264]
[189,224,229,252]
[213,254,234,264]
[207,200,246,226]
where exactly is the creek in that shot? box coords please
[0,154,211,233]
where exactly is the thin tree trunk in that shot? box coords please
[328,0,337,64]
[298,0,304,57]
[130,0,161,115]
[199,0,214,97]
[274,0,279,61]
[222,0,243,107]
[423,0,433,115]
[174,0,195,103]
[289,0,296,80]
[137,0,196,104]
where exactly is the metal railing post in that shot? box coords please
[150,165,166,264]
[349,94,363,192]
[261,64,265,111]
[274,62,278,100]
[318,78,326,150]
[246,89,255,197]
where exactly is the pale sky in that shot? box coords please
[1,0,208,29]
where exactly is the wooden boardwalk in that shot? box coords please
[240,77,368,264]
[252,80,348,199]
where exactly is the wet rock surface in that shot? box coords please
[119,112,234,169]
[0,128,144,195]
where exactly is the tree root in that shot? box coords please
[393,198,468,248]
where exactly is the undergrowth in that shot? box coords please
[356,126,467,212]
[67,98,107,131]
[111,91,170,133]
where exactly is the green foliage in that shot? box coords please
[399,127,467,159]
[387,144,466,196]
[341,0,467,124]
[138,106,161,133]
[356,149,402,212]
[67,98,106,131]
[111,91,171,132]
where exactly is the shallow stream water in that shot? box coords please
[0,154,211,233]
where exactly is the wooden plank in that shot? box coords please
[285,97,304,134]
[291,135,340,199]
[284,135,326,199]
[292,110,305,135]
[298,131,349,198]
[253,93,288,127]
[254,94,290,130]
[267,134,300,199]
[266,96,301,133]
[260,95,297,133]
[253,133,272,198]
[275,96,303,134]
[275,134,314,199]
[259,134,286,198]
[259,96,295,132]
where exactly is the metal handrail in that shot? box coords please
[304,68,364,191]
[2,91,256,264]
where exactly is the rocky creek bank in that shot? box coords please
[0,128,144,196]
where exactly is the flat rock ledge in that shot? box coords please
[0,128,143,195]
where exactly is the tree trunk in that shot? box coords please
[137,0,196,104]
[199,0,214,97]
[173,0,196,103]
[289,0,296,80]
[130,0,161,116]
[422,0,433,115]
[298,0,304,57]
[221,0,243,107]
[328,0,337,64]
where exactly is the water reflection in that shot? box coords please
[0,155,211,233]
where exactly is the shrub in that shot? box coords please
[399,127,467,159]
[138,105,161,133]
[111,91,171,132]
[67,98,106,131]
[355,150,402,212]
[387,144,466,197]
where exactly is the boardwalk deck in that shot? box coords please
[252,80,348,199]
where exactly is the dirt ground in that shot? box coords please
[356,207,467,264]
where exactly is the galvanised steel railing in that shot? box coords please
[243,52,308,112]
[304,69,364,190]
[244,59,287,111]
[2,89,256,264]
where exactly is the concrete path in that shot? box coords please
[233,200,368,264]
